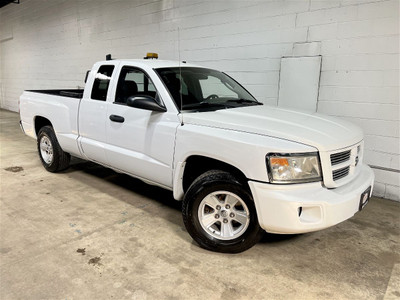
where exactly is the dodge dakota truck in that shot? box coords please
[19,54,375,253]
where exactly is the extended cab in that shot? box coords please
[19,55,375,253]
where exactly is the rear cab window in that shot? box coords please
[91,65,115,101]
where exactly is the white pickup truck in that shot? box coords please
[20,54,375,253]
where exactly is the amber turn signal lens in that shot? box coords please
[270,157,289,166]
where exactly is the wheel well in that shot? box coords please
[182,155,249,193]
[34,116,52,136]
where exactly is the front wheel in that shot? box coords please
[182,170,264,253]
[37,126,70,172]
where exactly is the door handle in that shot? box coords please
[109,115,125,123]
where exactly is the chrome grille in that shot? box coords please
[324,141,363,188]
[332,166,350,181]
[330,150,351,165]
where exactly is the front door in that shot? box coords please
[105,66,179,188]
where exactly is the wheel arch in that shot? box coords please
[34,116,53,137]
[175,155,250,200]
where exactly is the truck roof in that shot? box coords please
[96,59,204,69]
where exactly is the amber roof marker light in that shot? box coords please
[144,53,158,59]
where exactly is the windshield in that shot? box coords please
[155,67,261,111]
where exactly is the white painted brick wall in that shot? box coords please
[0,0,398,200]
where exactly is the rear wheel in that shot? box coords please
[37,126,70,172]
[182,170,264,253]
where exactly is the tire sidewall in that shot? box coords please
[37,126,59,172]
[183,172,262,253]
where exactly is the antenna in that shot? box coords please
[178,27,184,126]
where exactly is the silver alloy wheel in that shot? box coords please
[198,191,250,240]
[40,135,54,164]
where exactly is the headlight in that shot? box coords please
[266,153,322,184]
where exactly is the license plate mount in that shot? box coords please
[359,186,371,211]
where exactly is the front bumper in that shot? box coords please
[249,164,374,234]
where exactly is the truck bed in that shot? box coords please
[26,89,84,99]
[20,88,83,157]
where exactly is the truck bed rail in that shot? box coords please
[26,89,84,99]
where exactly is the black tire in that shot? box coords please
[182,170,264,253]
[37,125,70,172]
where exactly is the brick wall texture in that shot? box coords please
[0,0,398,200]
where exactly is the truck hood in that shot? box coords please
[182,105,363,152]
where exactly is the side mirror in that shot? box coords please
[126,95,167,112]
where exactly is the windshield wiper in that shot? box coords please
[227,99,263,105]
[182,102,228,110]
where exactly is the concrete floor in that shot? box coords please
[0,108,399,300]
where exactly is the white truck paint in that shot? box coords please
[20,57,375,252]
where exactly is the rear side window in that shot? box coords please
[91,65,115,101]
